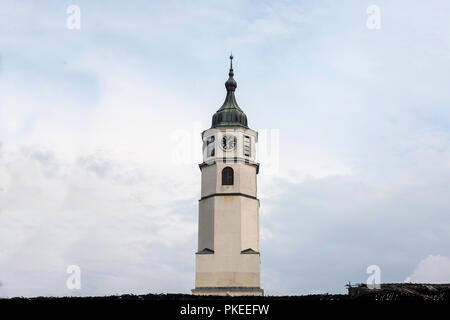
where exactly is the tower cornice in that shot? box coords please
[199,158,260,174]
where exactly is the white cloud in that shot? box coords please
[405,255,450,283]
[0,57,202,297]
[0,144,197,297]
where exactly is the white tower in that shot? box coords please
[192,55,263,296]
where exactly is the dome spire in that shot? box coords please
[225,53,237,92]
[211,54,248,128]
[229,53,233,72]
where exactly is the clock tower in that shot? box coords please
[192,56,263,296]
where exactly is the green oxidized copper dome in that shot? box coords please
[211,55,248,128]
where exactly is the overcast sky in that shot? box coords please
[1,0,450,297]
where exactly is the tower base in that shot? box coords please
[191,287,264,296]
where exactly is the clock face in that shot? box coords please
[221,135,236,150]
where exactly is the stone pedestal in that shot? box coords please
[192,287,264,296]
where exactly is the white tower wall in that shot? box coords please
[193,126,263,296]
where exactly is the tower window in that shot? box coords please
[222,167,234,185]
[207,136,215,157]
[244,136,251,156]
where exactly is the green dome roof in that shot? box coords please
[211,55,248,129]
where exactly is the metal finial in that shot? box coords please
[225,53,236,91]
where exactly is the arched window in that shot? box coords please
[222,167,234,185]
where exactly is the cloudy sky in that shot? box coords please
[1,0,450,297]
